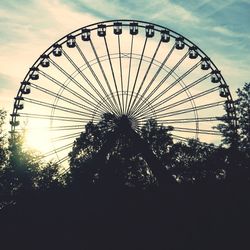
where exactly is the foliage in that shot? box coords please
[69,114,175,188]
[0,110,7,166]
[216,83,250,182]
[68,113,231,186]
[140,118,173,163]
[235,82,250,156]
[166,139,227,183]
[68,113,229,186]
[0,109,63,208]
[8,133,64,193]
[215,118,238,147]
[0,109,7,163]
[34,161,63,191]
[0,109,9,197]
[217,83,250,150]
[8,132,41,192]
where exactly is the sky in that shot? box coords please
[0,0,250,116]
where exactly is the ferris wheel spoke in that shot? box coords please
[132,55,199,117]
[125,35,134,113]
[173,127,221,135]
[135,100,215,123]
[133,44,175,110]
[138,60,201,112]
[30,82,104,117]
[58,167,70,177]
[154,101,225,119]
[15,125,85,132]
[89,39,120,115]
[129,40,162,113]
[18,113,98,123]
[51,131,81,142]
[158,116,220,124]
[61,47,114,113]
[152,85,219,115]
[117,35,125,113]
[23,97,96,118]
[49,125,85,131]
[103,36,122,112]
[178,80,198,130]
[131,115,150,125]
[135,72,211,119]
[127,37,148,114]
[171,134,190,142]
[38,70,107,114]
[56,155,70,166]
[41,142,73,158]
[49,59,110,114]
[75,43,116,114]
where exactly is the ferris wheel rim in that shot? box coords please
[11,19,237,133]
[10,18,238,162]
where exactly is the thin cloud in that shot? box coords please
[149,0,200,24]
[0,0,99,113]
[212,26,235,36]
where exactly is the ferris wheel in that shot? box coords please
[10,20,237,167]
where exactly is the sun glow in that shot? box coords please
[22,118,53,155]
[24,129,52,155]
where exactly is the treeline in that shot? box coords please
[0,83,249,204]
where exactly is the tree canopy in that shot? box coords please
[68,114,175,188]
[0,82,249,204]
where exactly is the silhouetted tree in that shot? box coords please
[8,132,41,193]
[8,133,64,193]
[33,161,63,191]
[0,109,7,163]
[0,109,10,207]
[0,110,64,209]
[216,83,250,182]
[165,139,226,183]
[235,82,250,156]
[140,118,173,164]
[69,114,174,188]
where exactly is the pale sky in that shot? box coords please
[0,0,249,114]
